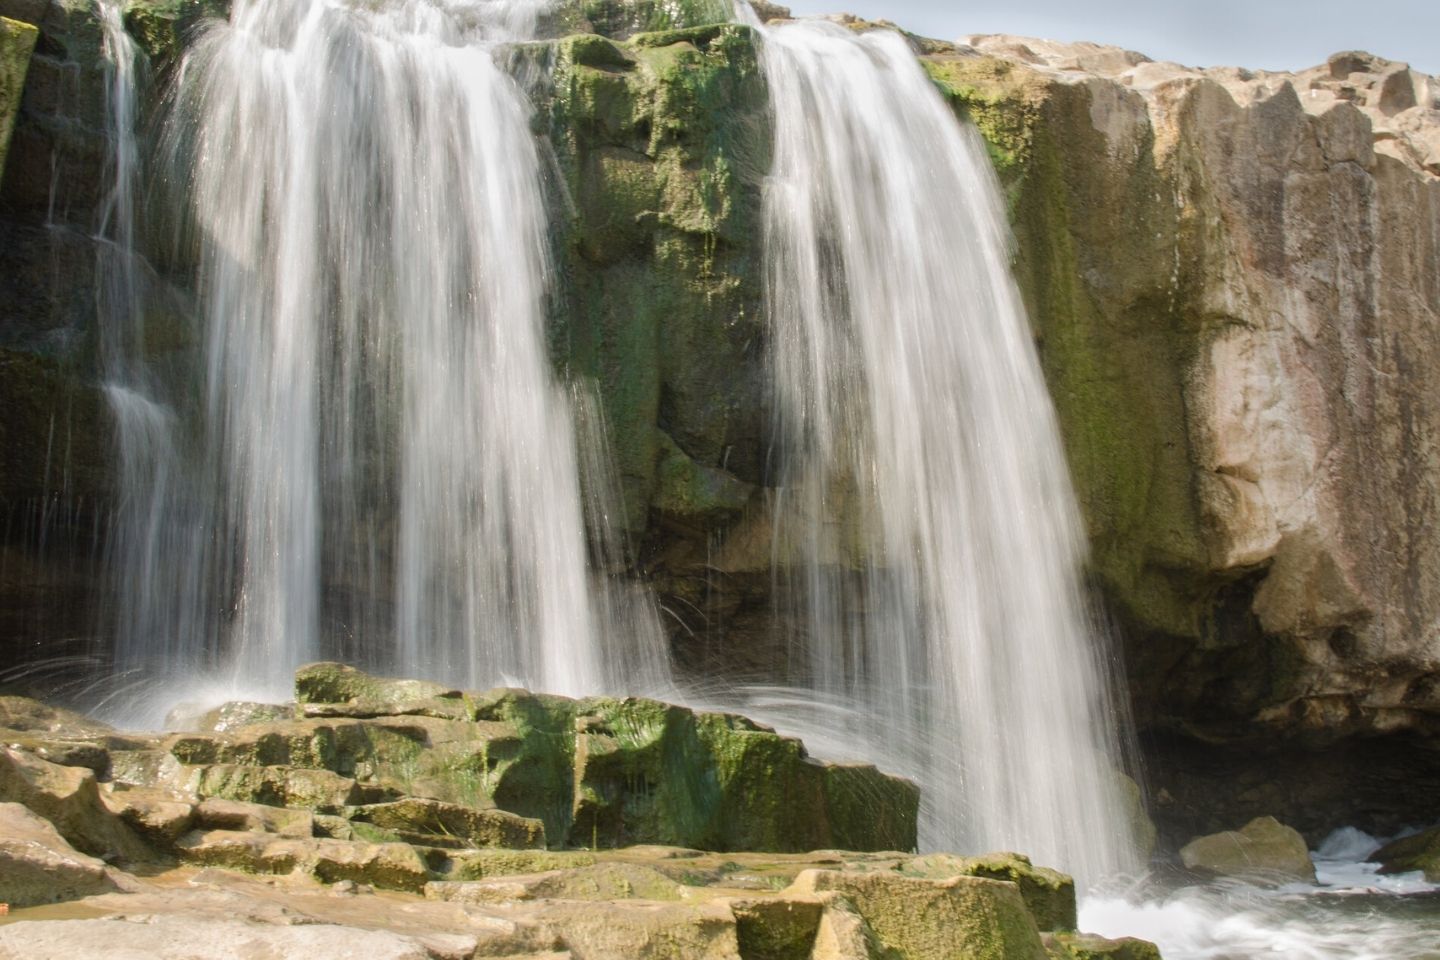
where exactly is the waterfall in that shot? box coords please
[97,0,214,694]
[739,10,1139,883]
[97,0,669,716]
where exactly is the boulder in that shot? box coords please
[1044,932,1164,960]
[1179,816,1316,883]
[901,852,1076,931]
[1373,825,1440,881]
[788,868,1049,960]
[0,696,113,739]
[0,801,118,907]
[294,661,463,715]
[0,746,154,863]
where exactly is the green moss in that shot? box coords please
[923,56,1048,189]
[653,428,754,525]
[926,59,1213,639]
[121,0,229,72]
[0,16,38,184]
[733,898,824,960]
[1045,932,1163,960]
[580,0,732,40]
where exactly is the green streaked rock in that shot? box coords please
[902,851,1077,932]
[1374,826,1440,882]
[1045,932,1164,960]
[789,868,1049,960]
[0,16,38,184]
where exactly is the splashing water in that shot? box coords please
[1082,828,1440,959]
[732,8,1138,884]
[95,0,670,721]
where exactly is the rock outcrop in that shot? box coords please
[927,34,1440,842]
[0,666,1160,960]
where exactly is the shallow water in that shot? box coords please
[1082,829,1440,959]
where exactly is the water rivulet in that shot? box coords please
[735,7,1139,885]
[99,0,670,719]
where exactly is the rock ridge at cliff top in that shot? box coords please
[958,34,1440,177]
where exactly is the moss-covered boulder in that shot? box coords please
[789,868,1049,960]
[1044,932,1164,960]
[902,852,1077,932]
[570,695,918,853]
[1374,826,1440,881]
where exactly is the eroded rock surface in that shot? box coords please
[0,666,1155,959]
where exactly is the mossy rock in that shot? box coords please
[295,661,460,708]
[0,16,39,183]
[1045,932,1164,960]
[789,868,1049,960]
[902,851,1077,932]
[577,0,733,40]
[121,0,229,72]
[547,22,769,536]
[1374,826,1440,881]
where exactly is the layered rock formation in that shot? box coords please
[2,0,1439,847]
[931,34,1440,841]
[0,666,1158,959]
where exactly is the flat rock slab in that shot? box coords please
[0,915,444,960]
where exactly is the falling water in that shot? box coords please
[97,0,215,692]
[96,0,669,714]
[737,10,1138,884]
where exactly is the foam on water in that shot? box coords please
[1082,829,1440,959]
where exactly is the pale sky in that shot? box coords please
[780,0,1440,75]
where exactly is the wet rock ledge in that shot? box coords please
[0,663,1160,958]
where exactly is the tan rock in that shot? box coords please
[788,868,1048,960]
[1180,816,1316,883]
[194,797,315,838]
[104,786,196,845]
[426,862,686,904]
[0,746,153,863]
[176,829,430,892]
[0,916,439,960]
[0,801,118,907]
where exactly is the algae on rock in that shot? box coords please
[0,15,37,182]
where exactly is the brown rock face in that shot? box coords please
[937,36,1440,838]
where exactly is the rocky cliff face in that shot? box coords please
[929,35,1440,839]
[2,0,1439,842]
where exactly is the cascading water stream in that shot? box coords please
[734,7,1139,885]
[98,0,670,719]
